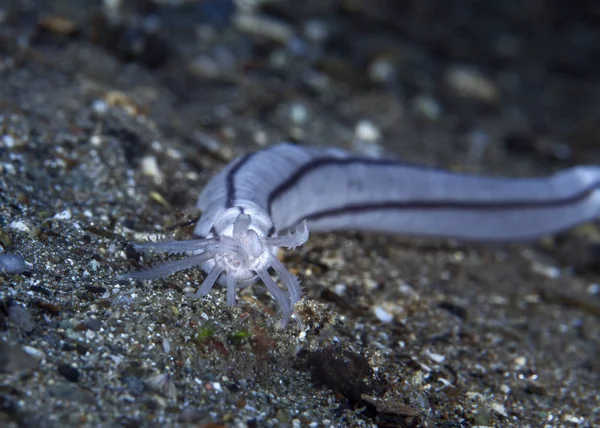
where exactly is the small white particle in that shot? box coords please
[303,19,328,43]
[374,306,394,323]
[166,147,182,160]
[212,382,222,392]
[22,345,46,361]
[110,355,123,365]
[413,94,442,121]
[437,377,453,387]
[92,99,108,114]
[445,65,500,104]
[53,210,72,221]
[513,356,527,369]
[562,414,584,424]
[3,162,15,175]
[491,402,508,417]
[523,293,541,304]
[234,13,294,44]
[162,338,171,353]
[140,155,164,184]
[7,220,31,233]
[424,350,446,364]
[412,357,432,372]
[531,261,561,279]
[253,130,268,146]
[398,282,416,295]
[489,294,508,305]
[88,260,100,272]
[355,120,381,142]
[363,277,379,291]
[289,103,308,125]
[182,286,195,295]
[333,283,347,295]
[2,134,15,148]
[368,56,396,83]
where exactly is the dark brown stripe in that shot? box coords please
[225,153,255,208]
[300,181,600,225]
[267,157,456,216]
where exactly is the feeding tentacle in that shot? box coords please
[194,264,223,298]
[257,268,293,325]
[118,250,218,280]
[133,238,221,255]
[265,252,302,306]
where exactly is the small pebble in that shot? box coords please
[234,13,294,44]
[22,345,46,361]
[188,54,221,79]
[2,134,15,148]
[7,220,31,233]
[289,103,308,125]
[140,155,164,184]
[146,373,178,399]
[513,356,527,369]
[58,363,81,383]
[303,19,328,43]
[424,350,446,364]
[53,210,72,221]
[0,253,27,274]
[355,120,381,142]
[353,120,383,157]
[446,65,500,104]
[368,55,396,84]
[374,306,394,323]
[413,94,442,121]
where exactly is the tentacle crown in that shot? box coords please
[120,213,308,325]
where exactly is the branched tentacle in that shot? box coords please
[264,221,308,249]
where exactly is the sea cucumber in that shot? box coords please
[122,143,600,324]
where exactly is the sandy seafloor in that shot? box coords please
[0,1,599,427]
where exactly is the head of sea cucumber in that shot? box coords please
[202,211,275,286]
